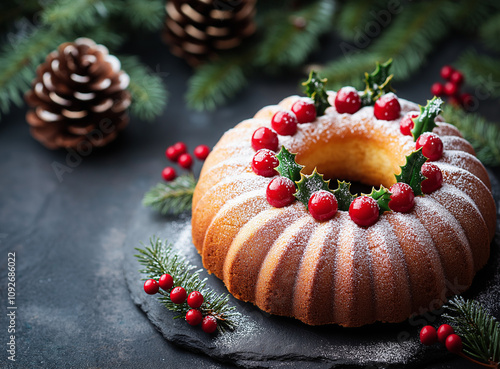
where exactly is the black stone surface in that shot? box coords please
[0,31,499,369]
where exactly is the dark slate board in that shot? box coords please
[124,172,500,369]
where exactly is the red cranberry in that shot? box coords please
[186,309,203,326]
[161,166,176,182]
[421,163,443,194]
[430,82,444,97]
[271,110,298,136]
[194,145,210,160]
[349,196,379,227]
[416,132,444,161]
[170,286,187,304]
[266,177,296,208]
[440,65,454,80]
[178,153,194,169]
[251,127,279,152]
[374,93,401,121]
[334,87,361,114]
[445,334,463,354]
[187,291,204,309]
[389,183,415,213]
[291,98,317,123]
[420,325,438,346]
[450,70,464,86]
[158,274,174,291]
[437,324,455,344]
[400,112,419,136]
[444,82,458,96]
[252,149,279,177]
[308,190,338,221]
[143,279,159,295]
[201,315,218,333]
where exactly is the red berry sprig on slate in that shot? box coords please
[251,127,279,152]
[271,110,298,136]
[144,279,160,295]
[399,112,419,136]
[308,190,338,221]
[201,315,218,333]
[349,196,379,227]
[166,141,187,162]
[291,98,317,123]
[194,145,210,160]
[388,183,415,213]
[334,87,361,114]
[187,291,204,309]
[158,273,174,290]
[421,162,443,194]
[420,325,438,346]
[252,149,279,177]
[170,286,187,304]
[266,177,296,208]
[186,309,203,326]
[416,132,444,161]
[374,93,401,121]
[162,167,177,182]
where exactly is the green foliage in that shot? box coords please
[332,0,388,41]
[294,169,331,208]
[367,186,391,214]
[302,70,331,116]
[142,175,197,215]
[395,150,427,196]
[360,59,394,106]
[410,96,443,141]
[443,296,500,365]
[480,13,500,52]
[333,180,356,211]
[120,55,168,121]
[275,146,304,183]
[457,50,500,99]
[442,105,500,167]
[120,0,165,32]
[135,237,239,332]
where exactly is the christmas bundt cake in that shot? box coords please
[191,62,496,327]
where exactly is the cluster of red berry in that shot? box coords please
[335,87,402,120]
[162,142,211,181]
[420,324,463,354]
[430,66,471,109]
[143,275,217,333]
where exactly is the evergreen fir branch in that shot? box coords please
[443,296,500,365]
[186,55,248,111]
[332,0,388,41]
[255,0,334,69]
[456,50,500,99]
[142,175,196,215]
[480,13,500,52]
[40,0,114,31]
[118,0,165,32]
[135,237,239,332]
[120,55,168,121]
[442,105,500,167]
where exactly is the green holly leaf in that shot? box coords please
[275,146,304,183]
[294,169,331,208]
[411,96,444,141]
[302,70,331,116]
[395,149,428,196]
[367,186,392,214]
[333,180,357,211]
[360,59,395,106]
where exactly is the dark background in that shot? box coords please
[0,30,498,368]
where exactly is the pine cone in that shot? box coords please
[163,0,256,66]
[25,38,131,150]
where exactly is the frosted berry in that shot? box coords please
[440,65,454,80]
[444,81,458,96]
[419,325,438,346]
[400,112,419,136]
[186,309,203,326]
[187,291,204,309]
[158,273,174,291]
[252,149,279,177]
[308,190,338,222]
[450,70,464,86]
[251,127,279,152]
[416,132,444,161]
[389,183,415,213]
[437,324,455,344]
[194,145,210,160]
[201,315,218,333]
[166,146,181,162]
[374,93,401,121]
[291,98,317,123]
[178,153,193,169]
[421,163,443,194]
[271,110,298,136]
[162,166,177,182]
[334,87,361,114]
[349,196,379,227]
[144,279,159,295]
[266,177,296,208]
[430,82,444,97]
[170,286,187,304]
[445,334,463,354]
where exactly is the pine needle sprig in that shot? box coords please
[135,237,239,332]
[332,0,388,41]
[39,0,112,31]
[142,174,197,215]
[480,13,500,52]
[442,105,500,167]
[120,55,168,121]
[443,296,500,366]
[456,50,500,100]
[118,0,165,32]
